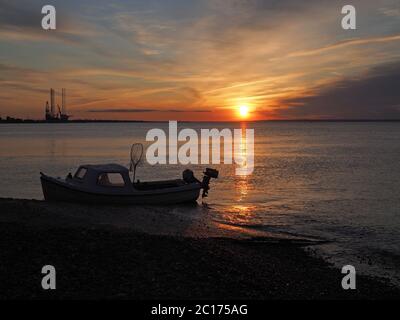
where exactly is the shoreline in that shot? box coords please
[0,198,399,299]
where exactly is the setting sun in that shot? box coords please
[238,105,249,118]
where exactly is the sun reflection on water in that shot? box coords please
[236,177,248,200]
[222,121,258,225]
[234,122,254,177]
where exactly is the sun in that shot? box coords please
[238,105,249,118]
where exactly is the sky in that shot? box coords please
[0,0,399,121]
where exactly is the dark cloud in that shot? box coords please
[0,0,114,57]
[277,61,400,119]
[88,108,158,113]
[0,82,48,94]
[165,109,210,113]
[238,0,332,12]
[0,0,39,29]
[0,0,71,31]
[88,108,211,113]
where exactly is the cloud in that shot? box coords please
[0,0,113,59]
[87,108,211,113]
[275,61,400,119]
[165,109,210,113]
[0,0,74,35]
[380,6,400,17]
[286,34,400,59]
[0,63,49,93]
[1,0,400,120]
[88,108,158,113]
[0,0,40,29]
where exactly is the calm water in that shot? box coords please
[1,122,400,283]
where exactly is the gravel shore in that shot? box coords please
[0,198,399,299]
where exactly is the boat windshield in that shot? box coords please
[97,173,125,187]
[75,167,87,179]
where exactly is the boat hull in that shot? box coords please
[41,175,201,205]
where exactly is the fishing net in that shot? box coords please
[130,143,144,183]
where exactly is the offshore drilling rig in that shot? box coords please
[45,88,70,121]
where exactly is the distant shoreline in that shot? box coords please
[0,119,148,124]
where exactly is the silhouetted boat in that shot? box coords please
[40,164,218,205]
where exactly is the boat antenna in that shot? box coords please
[130,143,144,183]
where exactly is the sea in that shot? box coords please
[0,121,399,285]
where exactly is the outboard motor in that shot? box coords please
[201,168,219,198]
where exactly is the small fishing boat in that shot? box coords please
[40,144,218,205]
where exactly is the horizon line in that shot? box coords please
[2,117,400,124]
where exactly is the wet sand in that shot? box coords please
[0,198,399,299]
